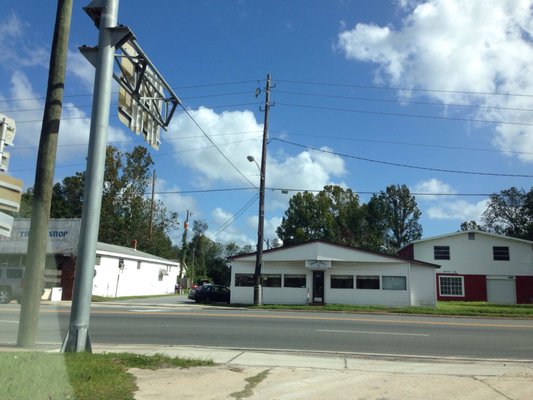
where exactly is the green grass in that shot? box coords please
[91,293,179,302]
[251,301,533,318]
[0,352,214,400]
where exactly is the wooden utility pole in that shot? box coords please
[148,169,156,242]
[17,0,73,347]
[253,74,271,306]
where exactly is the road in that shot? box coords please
[1,296,533,361]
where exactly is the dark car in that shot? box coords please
[188,284,230,304]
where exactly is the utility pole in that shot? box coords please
[62,0,119,352]
[253,74,271,306]
[17,0,73,348]
[178,210,190,293]
[148,169,156,242]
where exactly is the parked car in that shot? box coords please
[0,266,24,304]
[188,284,230,304]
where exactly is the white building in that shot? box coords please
[0,218,179,299]
[398,231,533,304]
[92,242,179,298]
[230,240,439,307]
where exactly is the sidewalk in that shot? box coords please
[91,344,533,400]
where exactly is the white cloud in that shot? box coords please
[5,71,129,165]
[412,178,457,200]
[168,107,347,205]
[208,207,254,245]
[337,0,533,162]
[427,198,488,221]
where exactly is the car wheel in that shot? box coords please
[0,287,12,304]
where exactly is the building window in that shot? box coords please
[356,275,380,289]
[262,274,281,287]
[434,246,450,260]
[331,275,354,289]
[493,246,510,261]
[137,261,141,270]
[439,276,464,297]
[284,274,306,288]
[382,276,407,290]
[95,256,101,265]
[235,274,254,287]
[468,232,475,240]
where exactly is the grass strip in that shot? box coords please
[230,369,271,399]
[250,301,533,318]
[0,351,213,400]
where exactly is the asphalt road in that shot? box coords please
[1,297,533,361]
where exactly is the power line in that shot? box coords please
[208,193,260,238]
[151,186,495,197]
[272,138,533,178]
[276,78,533,98]
[275,89,533,113]
[178,104,258,188]
[276,102,533,127]
[273,131,533,156]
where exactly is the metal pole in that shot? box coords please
[61,0,119,352]
[253,74,271,306]
[17,0,73,348]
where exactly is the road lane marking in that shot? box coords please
[0,320,18,324]
[36,309,533,329]
[316,329,429,337]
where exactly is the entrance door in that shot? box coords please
[312,271,324,304]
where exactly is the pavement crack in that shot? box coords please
[229,368,270,399]
[473,377,514,400]
[226,351,246,364]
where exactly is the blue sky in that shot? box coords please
[1,0,532,247]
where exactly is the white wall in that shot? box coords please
[414,233,533,276]
[324,263,412,307]
[231,262,310,305]
[93,255,178,297]
[409,265,437,306]
[230,259,435,307]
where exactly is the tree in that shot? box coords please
[378,184,423,252]
[22,145,179,258]
[459,220,484,231]
[276,185,364,246]
[481,187,533,240]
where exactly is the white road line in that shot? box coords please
[130,309,167,313]
[0,320,19,324]
[316,329,429,337]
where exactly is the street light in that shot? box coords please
[248,154,265,306]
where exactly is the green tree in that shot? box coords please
[276,185,364,246]
[481,187,533,240]
[377,184,422,253]
[23,145,179,257]
[459,220,484,231]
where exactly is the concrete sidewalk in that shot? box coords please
[92,345,533,400]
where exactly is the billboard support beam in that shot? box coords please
[61,0,119,353]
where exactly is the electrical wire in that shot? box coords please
[272,131,533,156]
[178,104,258,188]
[208,193,260,239]
[275,89,533,113]
[276,78,533,98]
[276,102,533,127]
[272,138,533,178]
